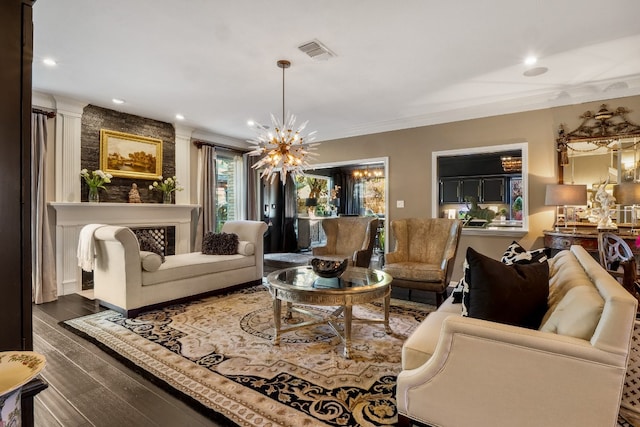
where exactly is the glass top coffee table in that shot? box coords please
[265,265,392,358]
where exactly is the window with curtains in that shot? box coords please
[215,153,242,231]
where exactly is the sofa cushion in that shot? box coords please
[382,262,444,282]
[202,232,239,255]
[402,310,460,370]
[142,252,254,286]
[140,251,162,272]
[462,247,549,329]
[539,249,604,339]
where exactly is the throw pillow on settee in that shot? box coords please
[461,247,550,329]
[202,232,239,255]
[451,241,550,303]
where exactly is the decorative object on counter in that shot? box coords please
[149,175,183,204]
[592,178,617,230]
[0,351,46,427]
[311,257,348,278]
[80,168,112,203]
[545,184,587,231]
[128,183,142,203]
[461,196,495,227]
[248,59,318,184]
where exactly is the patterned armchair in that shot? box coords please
[383,218,462,306]
[312,216,379,268]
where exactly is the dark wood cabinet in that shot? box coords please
[440,177,505,204]
[440,179,461,203]
[460,178,482,202]
[482,177,505,202]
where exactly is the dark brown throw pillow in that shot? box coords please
[462,247,549,330]
[137,231,165,263]
[202,232,239,255]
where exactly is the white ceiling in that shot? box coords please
[32,0,640,144]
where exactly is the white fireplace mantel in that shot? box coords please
[51,202,199,295]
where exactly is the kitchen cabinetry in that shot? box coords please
[440,179,461,203]
[482,177,505,202]
[439,177,505,204]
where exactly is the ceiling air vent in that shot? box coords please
[298,39,336,61]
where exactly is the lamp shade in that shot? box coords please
[613,183,640,205]
[545,184,587,206]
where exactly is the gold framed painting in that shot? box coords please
[100,129,163,179]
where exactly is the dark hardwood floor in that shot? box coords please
[32,294,224,427]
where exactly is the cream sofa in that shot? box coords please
[396,245,637,427]
[91,220,267,317]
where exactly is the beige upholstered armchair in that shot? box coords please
[383,218,462,306]
[312,216,379,268]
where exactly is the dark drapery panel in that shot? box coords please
[262,173,298,253]
[195,145,216,250]
[244,154,260,221]
[333,171,359,215]
[282,174,298,252]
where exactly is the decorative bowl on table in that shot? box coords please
[311,257,348,278]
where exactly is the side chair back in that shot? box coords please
[597,232,640,304]
[383,218,462,306]
[312,216,379,268]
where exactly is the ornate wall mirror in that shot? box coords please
[556,104,640,228]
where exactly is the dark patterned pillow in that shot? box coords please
[453,241,550,306]
[137,232,165,263]
[501,241,550,265]
[451,259,468,304]
[202,232,239,255]
[462,247,549,329]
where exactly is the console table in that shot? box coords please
[543,229,640,257]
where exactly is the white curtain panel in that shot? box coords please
[31,112,57,303]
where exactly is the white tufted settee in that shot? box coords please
[89,220,267,317]
[396,245,637,427]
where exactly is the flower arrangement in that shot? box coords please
[80,169,112,202]
[149,176,183,194]
[149,176,183,203]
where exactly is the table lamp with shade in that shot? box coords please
[545,184,588,231]
[614,183,640,232]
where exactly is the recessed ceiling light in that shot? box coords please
[175,114,185,120]
[112,98,125,104]
[523,67,548,77]
[42,58,57,67]
[247,120,255,127]
[524,56,537,66]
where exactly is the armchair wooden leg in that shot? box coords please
[435,290,446,307]
[397,414,413,427]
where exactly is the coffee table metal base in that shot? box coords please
[271,287,391,359]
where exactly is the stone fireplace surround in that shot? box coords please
[51,202,199,296]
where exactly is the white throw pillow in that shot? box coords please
[140,250,163,272]
[237,241,255,256]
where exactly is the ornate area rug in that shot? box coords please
[63,286,433,427]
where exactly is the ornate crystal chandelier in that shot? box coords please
[248,60,318,184]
